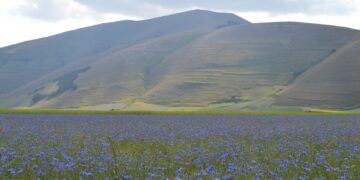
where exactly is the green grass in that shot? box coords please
[0,109,359,116]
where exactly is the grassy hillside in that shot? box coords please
[0,10,359,111]
[277,34,360,109]
[0,10,246,95]
[144,23,358,107]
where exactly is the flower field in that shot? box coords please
[0,114,359,179]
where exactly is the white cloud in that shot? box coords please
[73,0,175,18]
[0,0,359,48]
[73,0,357,16]
[0,0,138,47]
[12,0,98,21]
[235,0,360,30]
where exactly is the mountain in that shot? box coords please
[276,35,360,109]
[0,10,247,95]
[0,10,359,111]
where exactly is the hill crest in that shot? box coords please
[0,10,359,111]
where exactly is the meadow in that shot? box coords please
[0,114,359,179]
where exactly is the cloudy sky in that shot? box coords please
[1,0,360,47]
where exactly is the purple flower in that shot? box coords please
[36,152,46,157]
[268,171,277,177]
[1,156,8,163]
[177,167,184,174]
[8,169,16,175]
[149,173,161,177]
[17,168,23,174]
[157,167,165,171]
[80,170,93,177]
[36,171,43,176]
[206,164,215,173]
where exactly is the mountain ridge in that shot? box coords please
[0,10,359,111]
[0,9,247,95]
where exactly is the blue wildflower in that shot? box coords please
[8,169,16,175]
[177,167,184,174]
[206,164,215,173]
[80,170,93,177]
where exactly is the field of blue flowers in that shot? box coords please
[0,114,359,179]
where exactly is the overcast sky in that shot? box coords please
[1,0,360,48]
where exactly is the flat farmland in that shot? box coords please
[0,114,359,179]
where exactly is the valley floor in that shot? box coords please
[0,114,359,178]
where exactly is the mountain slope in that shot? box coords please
[276,34,360,109]
[0,10,247,95]
[142,23,358,106]
[0,10,359,110]
[3,22,359,109]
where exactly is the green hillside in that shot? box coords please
[277,34,360,109]
[0,10,246,95]
[0,10,359,111]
